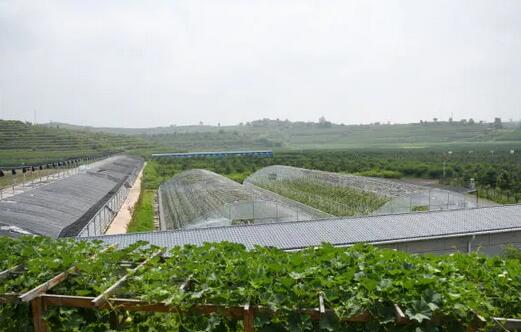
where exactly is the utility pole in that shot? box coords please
[442,151,452,178]
[251,189,255,220]
[22,163,25,189]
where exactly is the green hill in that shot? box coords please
[0,120,151,166]
[6,119,520,165]
[45,119,521,152]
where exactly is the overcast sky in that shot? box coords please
[0,0,520,127]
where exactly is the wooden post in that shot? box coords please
[31,296,48,332]
[318,294,325,315]
[19,265,78,302]
[394,304,407,324]
[0,265,23,281]
[243,303,254,332]
[179,275,193,291]
[20,293,515,331]
[493,318,521,331]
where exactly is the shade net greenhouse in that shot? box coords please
[0,155,143,238]
[158,169,330,230]
[244,165,475,216]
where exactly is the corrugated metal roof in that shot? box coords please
[86,205,521,250]
[0,155,143,238]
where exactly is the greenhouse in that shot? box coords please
[0,155,143,238]
[245,165,474,216]
[158,169,329,230]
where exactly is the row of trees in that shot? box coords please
[152,147,521,203]
[420,117,504,127]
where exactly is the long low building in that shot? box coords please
[87,204,521,255]
[152,150,273,158]
[0,155,143,238]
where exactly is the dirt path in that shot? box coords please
[105,163,145,235]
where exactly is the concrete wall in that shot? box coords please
[377,231,521,255]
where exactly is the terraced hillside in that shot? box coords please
[0,120,150,166]
[52,119,521,150]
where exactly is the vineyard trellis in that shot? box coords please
[2,251,515,332]
[2,237,521,331]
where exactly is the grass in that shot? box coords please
[412,205,430,212]
[224,171,252,183]
[127,188,155,233]
[354,169,403,179]
[127,161,164,233]
[141,160,166,189]
[478,188,521,204]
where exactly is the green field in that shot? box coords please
[49,119,521,151]
[4,118,521,165]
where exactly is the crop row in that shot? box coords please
[256,179,389,216]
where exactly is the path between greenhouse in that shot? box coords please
[105,162,145,235]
